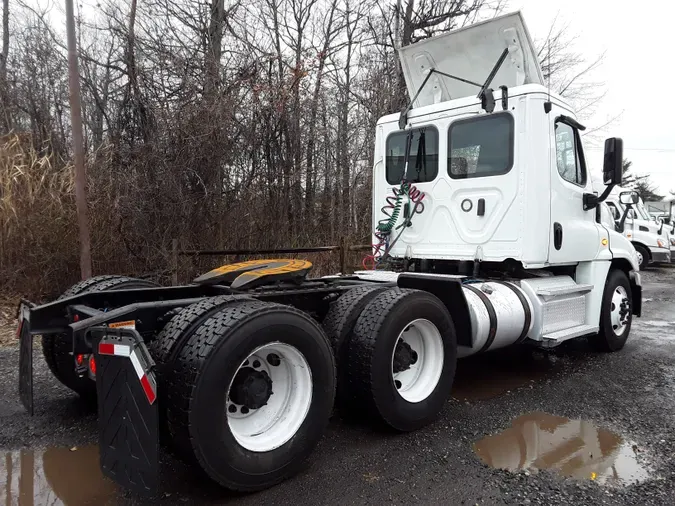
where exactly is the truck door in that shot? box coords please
[548,112,600,263]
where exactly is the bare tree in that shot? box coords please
[0,0,10,131]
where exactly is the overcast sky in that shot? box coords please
[517,0,674,198]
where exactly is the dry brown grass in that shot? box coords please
[0,133,79,298]
[0,304,18,347]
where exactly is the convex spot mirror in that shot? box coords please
[603,137,623,185]
[619,191,639,205]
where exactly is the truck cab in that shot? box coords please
[367,11,641,354]
[602,188,671,269]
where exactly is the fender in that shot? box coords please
[608,230,639,271]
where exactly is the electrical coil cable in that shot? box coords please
[363,129,427,270]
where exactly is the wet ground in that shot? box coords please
[1,266,674,505]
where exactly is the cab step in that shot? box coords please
[541,324,599,347]
[536,284,593,297]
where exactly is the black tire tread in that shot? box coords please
[322,285,388,406]
[148,295,253,367]
[346,288,415,422]
[322,285,389,360]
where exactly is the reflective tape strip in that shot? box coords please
[98,342,157,405]
[98,343,131,356]
[114,344,130,356]
[129,350,144,379]
[140,375,157,404]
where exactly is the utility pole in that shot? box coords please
[65,0,92,279]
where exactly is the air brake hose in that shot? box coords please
[363,130,427,270]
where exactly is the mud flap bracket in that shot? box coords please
[92,327,159,495]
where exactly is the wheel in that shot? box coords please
[148,295,253,446]
[166,300,335,491]
[346,288,457,431]
[322,285,388,407]
[589,269,633,352]
[634,244,649,270]
[41,275,159,398]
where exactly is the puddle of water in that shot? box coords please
[474,412,650,486]
[1,445,118,505]
[452,350,563,401]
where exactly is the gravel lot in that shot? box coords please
[1,266,674,505]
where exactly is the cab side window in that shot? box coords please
[606,202,620,221]
[554,122,587,186]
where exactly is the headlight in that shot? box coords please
[657,239,666,248]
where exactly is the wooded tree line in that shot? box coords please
[0,0,605,297]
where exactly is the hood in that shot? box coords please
[397,11,544,107]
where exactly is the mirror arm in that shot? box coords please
[583,184,614,211]
[617,204,632,233]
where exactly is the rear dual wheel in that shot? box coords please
[163,300,335,492]
[324,287,457,431]
[41,275,159,399]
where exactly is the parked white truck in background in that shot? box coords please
[602,188,672,269]
[646,200,675,260]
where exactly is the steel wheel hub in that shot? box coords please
[391,319,444,403]
[610,286,630,336]
[226,342,312,452]
[229,367,273,410]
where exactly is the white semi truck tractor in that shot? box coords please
[16,11,643,495]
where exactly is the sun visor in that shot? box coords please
[397,11,544,107]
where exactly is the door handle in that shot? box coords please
[554,222,563,250]
[477,198,485,217]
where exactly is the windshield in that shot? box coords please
[635,200,651,221]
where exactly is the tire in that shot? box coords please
[346,288,457,432]
[322,285,388,407]
[147,295,253,445]
[589,269,633,352]
[41,275,159,398]
[166,300,335,492]
[634,244,649,270]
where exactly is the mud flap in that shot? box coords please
[93,328,159,495]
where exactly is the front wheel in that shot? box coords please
[589,269,633,352]
[634,244,649,270]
